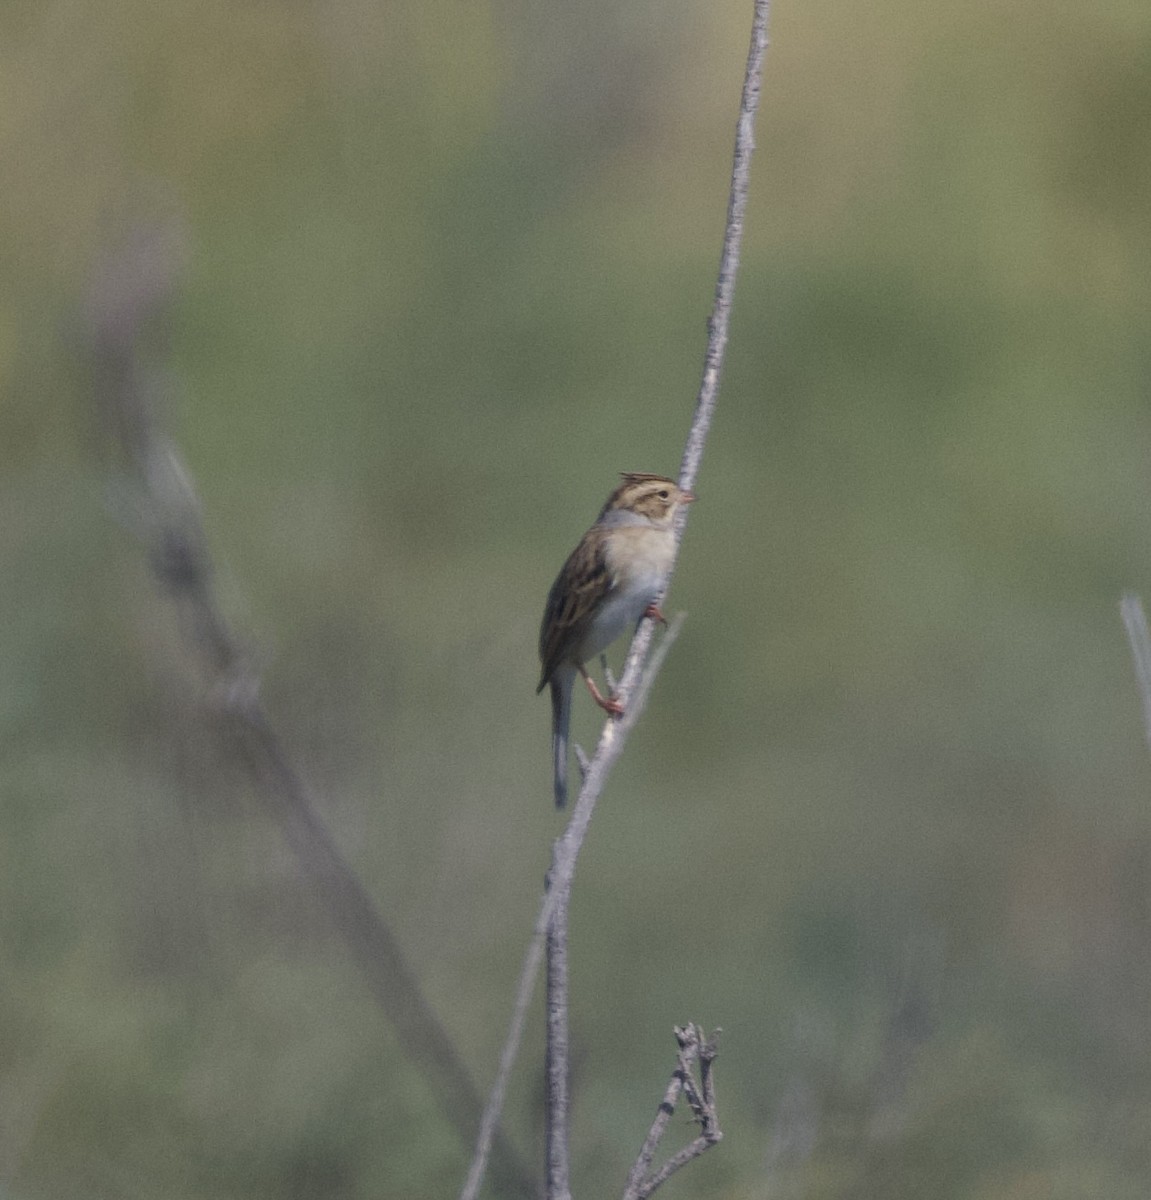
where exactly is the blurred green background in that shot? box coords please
[4,0,1151,1196]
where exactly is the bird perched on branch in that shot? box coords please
[537,473,695,807]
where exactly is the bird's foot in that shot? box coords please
[581,670,624,716]
[644,602,669,626]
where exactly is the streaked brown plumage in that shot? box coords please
[538,473,695,806]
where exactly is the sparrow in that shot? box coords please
[537,473,695,806]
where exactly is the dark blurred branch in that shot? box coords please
[462,0,771,1194]
[622,1025,723,1200]
[84,223,535,1200]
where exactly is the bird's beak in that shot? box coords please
[681,491,697,503]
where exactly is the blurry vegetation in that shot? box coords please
[3,0,1151,1196]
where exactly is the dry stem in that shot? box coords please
[622,1025,723,1200]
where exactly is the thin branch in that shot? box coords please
[678,0,771,497]
[459,619,685,1200]
[544,857,573,1200]
[461,1,771,1193]
[84,223,536,1200]
[543,604,695,1200]
[622,1025,724,1200]
[1120,592,1151,755]
[676,1026,722,1147]
[622,1052,685,1195]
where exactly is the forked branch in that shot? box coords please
[622,1025,723,1200]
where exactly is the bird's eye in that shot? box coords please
[658,489,669,499]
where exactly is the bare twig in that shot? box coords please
[622,1025,723,1200]
[678,0,771,497]
[544,858,573,1200]
[623,1053,683,1194]
[85,223,536,1200]
[459,621,685,1200]
[462,0,771,1191]
[1121,593,1151,755]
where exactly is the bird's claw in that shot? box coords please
[644,602,669,626]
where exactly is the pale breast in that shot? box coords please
[604,523,676,590]
[576,525,675,662]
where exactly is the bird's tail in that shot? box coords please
[550,674,572,808]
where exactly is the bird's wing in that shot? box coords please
[537,527,614,691]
